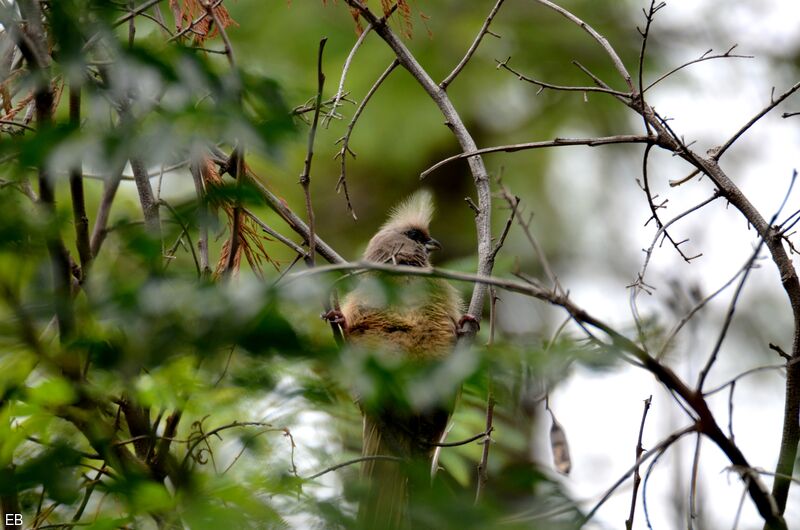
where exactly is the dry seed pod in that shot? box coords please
[549,410,571,475]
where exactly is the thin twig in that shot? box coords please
[420,135,652,179]
[714,80,800,160]
[440,0,506,90]
[490,193,518,261]
[636,0,665,135]
[335,59,400,219]
[704,358,800,397]
[688,433,702,529]
[323,24,372,127]
[426,428,493,448]
[532,0,634,91]
[475,393,495,502]
[243,208,307,258]
[696,236,768,390]
[584,424,697,525]
[0,118,36,131]
[303,455,403,481]
[644,45,754,94]
[189,157,211,276]
[625,395,652,530]
[657,245,752,360]
[497,56,631,97]
[299,38,327,266]
[180,421,274,470]
[497,182,559,289]
[159,199,200,277]
[731,478,749,530]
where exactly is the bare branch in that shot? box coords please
[657,250,751,360]
[189,158,211,276]
[299,38,327,266]
[714,80,800,160]
[474,398,495,502]
[634,192,720,304]
[335,59,400,219]
[496,56,631,97]
[303,455,403,481]
[420,135,652,179]
[0,118,36,131]
[696,169,796,391]
[584,424,697,525]
[426,428,492,448]
[644,45,754,94]
[324,24,372,127]
[624,395,652,530]
[243,208,307,259]
[440,0,506,90]
[704,358,800,397]
[532,0,634,92]
[688,433,703,529]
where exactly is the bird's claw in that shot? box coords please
[321,309,346,326]
[457,314,480,335]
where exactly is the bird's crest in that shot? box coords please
[382,190,434,231]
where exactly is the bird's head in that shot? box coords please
[363,190,441,267]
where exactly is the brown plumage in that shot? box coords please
[336,191,463,528]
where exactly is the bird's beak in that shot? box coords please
[425,237,442,252]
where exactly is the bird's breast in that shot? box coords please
[340,276,461,359]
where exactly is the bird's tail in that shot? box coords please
[358,407,450,529]
[358,414,411,530]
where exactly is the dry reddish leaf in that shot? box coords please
[200,156,278,280]
[170,0,238,44]
[396,0,413,39]
[332,0,418,38]
[1,92,34,123]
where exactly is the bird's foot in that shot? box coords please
[457,314,480,335]
[321,309,347,327]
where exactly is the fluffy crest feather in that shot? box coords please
[381,190,434,231]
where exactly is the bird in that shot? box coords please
[323,190,471,528]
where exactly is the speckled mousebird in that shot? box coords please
[323,191,475,528]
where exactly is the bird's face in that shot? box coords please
[364,225,442,267]
[403,227,442,253]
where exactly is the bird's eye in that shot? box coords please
[404,228,426,242]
